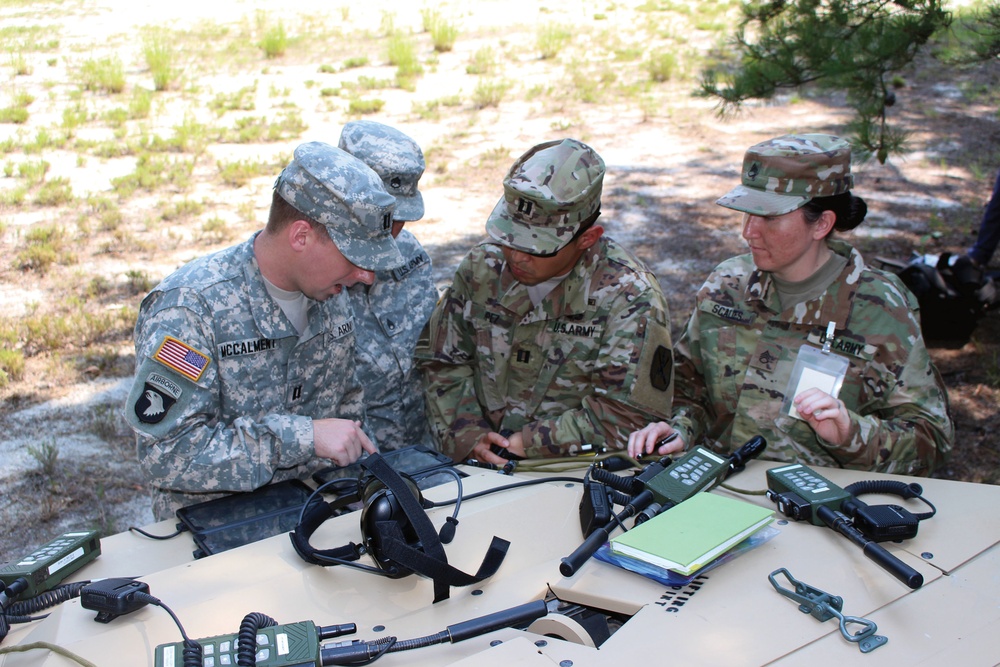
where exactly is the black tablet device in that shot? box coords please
[175,479,315,559]
[311,445,459,491]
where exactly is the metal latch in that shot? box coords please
[768,568,888,653]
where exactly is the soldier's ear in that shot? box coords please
[287,219,313,252]
[576,225,604,250]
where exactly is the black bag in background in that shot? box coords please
[889,253,998,347]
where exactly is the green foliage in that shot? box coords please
[218,157,271,187]
[348,98,386,115]
[645,50,677,82]
[35,176,74,206]
[143,34,180,91]
[698,0,950,163]
[110,153,195,196]
[342,56,369,69]
[209,83,258,116]
[472,78,510,109]
[15,225,72,272]
[387,33,423,87]
[0,89,33,123]
[259,20,288,59]
[537,23,572,59]
[425,12,459,53]
[125,269,154,294]
[28,439,59,476]
[0,347,25,387]
[79,55,126,94]
[466,46,498,75]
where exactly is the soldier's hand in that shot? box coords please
[471,431,524,465]
[793,388,852,445]
[312,419,377,467]
[627,421,686,458]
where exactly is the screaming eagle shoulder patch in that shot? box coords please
[153,336,211,382]
[134,372,183,424]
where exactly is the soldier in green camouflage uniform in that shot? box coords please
[416,139,674,464]
[124,142,403,519]
[340,121,438,451]
[628,134,953,476]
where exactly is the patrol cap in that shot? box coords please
[716,134,854,216]
[274,141,403,270]
[338,120,425,222]
[486,138,605,256]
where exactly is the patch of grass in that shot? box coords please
[348,97,386,115]
[424,12,459,53]
[411,95,462,120]
[386,33,423,86]
[200,216,231,243]
[258,18,288,59]
[35,176,74,206]
[342,56,369,69]
[209,83,258,116]
[537,24,572,59]
[126,269,154,294]
[218,157,272,187]
[0,347,25,387]
[220,110,306,143]
[17,159,49,185]
[160,198,204,221]
[645,49,677,82]
[28,439,59,476]
[0,89,33,123]
[466,46,497,75]
[9,52,31,76]
[472,78,511,109]
[110,153,195,197]
[143,34,180,91]
[15,224,73,272]
[78,55,126,94]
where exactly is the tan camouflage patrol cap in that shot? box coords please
[338,120,425,222]
[717,134,854,216]
[486,138,605,256]
[274,141,403,270]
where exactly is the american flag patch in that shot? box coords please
[153,336,211,382]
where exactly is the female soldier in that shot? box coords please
[628,134,953,476]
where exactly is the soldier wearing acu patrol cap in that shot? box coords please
[338,121,438,453]
[628,133,953,477]
[416,138,675,464]
[125,141,400,520]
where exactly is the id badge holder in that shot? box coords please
[782,322,850,420]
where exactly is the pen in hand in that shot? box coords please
[654,431,679,450]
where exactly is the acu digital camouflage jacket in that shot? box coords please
[672,239,953,476]
[348,229,438,451]
[124,233,363,519]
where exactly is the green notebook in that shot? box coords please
[610,493,775,575]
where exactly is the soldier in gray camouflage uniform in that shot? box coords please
[628,134,953,476]
[339,121,438,451]
[124,141,403,519]
[415,138,674,464]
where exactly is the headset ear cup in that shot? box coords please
[359,475,424,577]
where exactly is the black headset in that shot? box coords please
[289,453,510,602]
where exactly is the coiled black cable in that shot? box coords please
[590,466,639,494]
[236,612,278,666]
[843,480,936,520]
[7,581,89,617]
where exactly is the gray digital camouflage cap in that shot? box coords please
[486,138,605,256]
[716,134,854,216]
[274,141,403,270]
[338,120,426,222]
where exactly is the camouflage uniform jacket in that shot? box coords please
[672,239,953,476]
[415,237,675,461]
[349,229,438,451]
[124,232,363,519]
